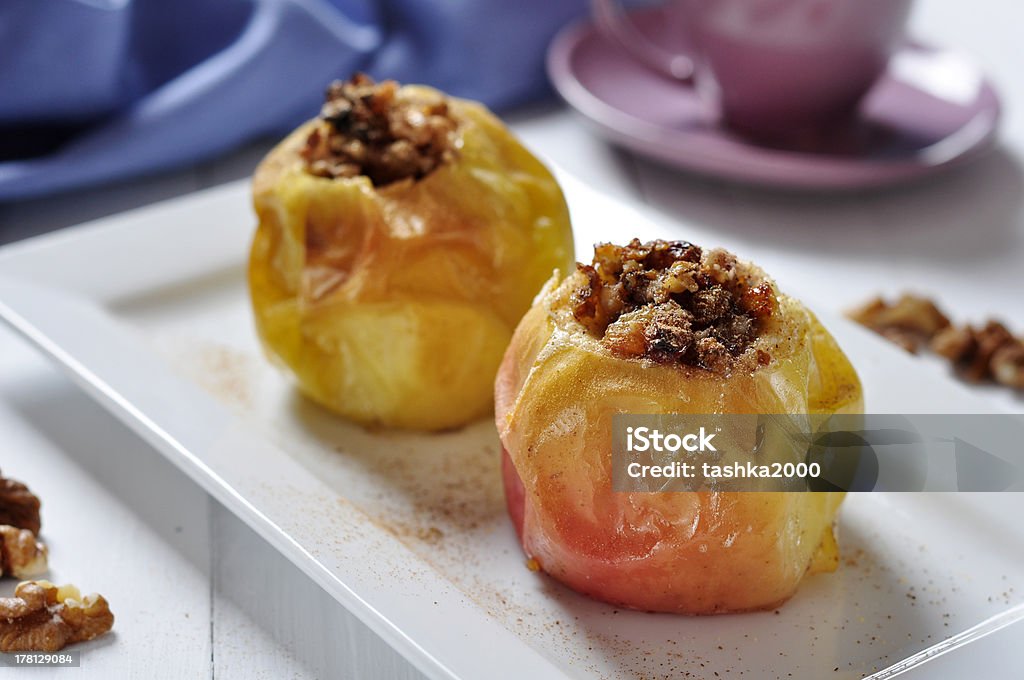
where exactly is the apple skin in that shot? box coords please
[495,268,862,614]
[249,85,574,431]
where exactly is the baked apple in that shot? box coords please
[496,240,863,614]
[249,75,574,430]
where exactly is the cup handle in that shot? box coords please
[590,0,695,82]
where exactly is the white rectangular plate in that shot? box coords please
[1,171,1021,679]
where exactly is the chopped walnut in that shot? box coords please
[846,294,950,354]
[930,325,974,361]
[572,239,776,372]
[0,526,47,579]
[0,581,113,652]
[0,470,42,536]
[302,74,458,186]
[930,320,1024,386]
[849,293,1024,390]
[992,344,1024,388]
[603,302,695,361]
[961,321,1012,382]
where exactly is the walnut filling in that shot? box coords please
[571,240,776,371]
[301,74,458,186]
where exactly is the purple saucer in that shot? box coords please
[547,7,1000,189]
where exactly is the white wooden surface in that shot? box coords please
[0,1,1022,677]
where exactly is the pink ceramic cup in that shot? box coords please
[592,0,914,139]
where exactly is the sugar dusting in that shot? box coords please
[153,335,1023,679]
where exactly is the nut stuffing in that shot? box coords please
[0,580,113,652]
[302,73,458,185]
[571,239,777,371]
[848,294,1024,389]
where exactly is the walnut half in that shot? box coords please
[932,321,1024,387]
[0,580,114,652]
[0,470,42,536]
[846,294,950,353]
[0,526,48,579]
[849,294,1024,390]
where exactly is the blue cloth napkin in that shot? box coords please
[0,0,588,200]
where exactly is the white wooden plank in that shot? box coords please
[0,328,213,679]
